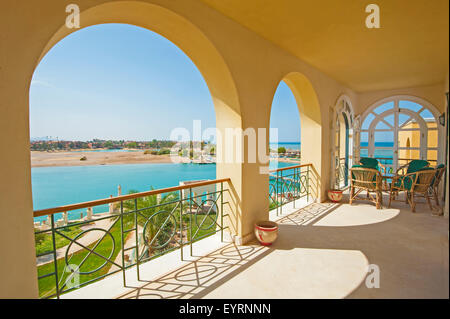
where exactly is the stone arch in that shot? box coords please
[268,72,322,200]
[30,1,243,193]
[34,1,240,120]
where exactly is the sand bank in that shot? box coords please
[31,150,176,167]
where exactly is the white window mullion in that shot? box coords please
[393,99,399,171]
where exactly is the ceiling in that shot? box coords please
[200,0,449,92]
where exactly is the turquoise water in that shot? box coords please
[360,142,395,163]
[32,161,295,221]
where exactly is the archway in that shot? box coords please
[271,72,322,200]
[359,95,443,173]
[22,1,243,298]
[268,80,302,210]
[33,2,242,175]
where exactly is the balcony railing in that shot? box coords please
[33,178,231,299]
[269,164,311,215]
[334,157,348,189]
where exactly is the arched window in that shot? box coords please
[332,96,354,189]
[360,96,442,173]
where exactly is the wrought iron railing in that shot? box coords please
[269,164,311,216]
[334,157,348,189]
[33,178,230,299]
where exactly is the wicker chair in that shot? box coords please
[389,168,436,212]
[395,159,430,177]
[430,164,446,208]
[349,167,383,209]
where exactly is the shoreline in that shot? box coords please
[31,150,176,168]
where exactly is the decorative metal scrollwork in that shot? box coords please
[195,199,218,231]
[64,228,116,275]
[143,210,178,249]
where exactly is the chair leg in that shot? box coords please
[433,188,440,207]
[376,191,382,209]
[389,188,394,208]
[410,192,416,213]
[426,193,433,211]
[349,186,353,205]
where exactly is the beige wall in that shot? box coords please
[0,0,446,297]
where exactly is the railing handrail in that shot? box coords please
[33,178,231,217]
[269,163,312,173]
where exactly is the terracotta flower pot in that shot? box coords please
[254,221,278,246]
[328,189,343,203]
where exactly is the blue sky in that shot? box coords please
[30,24,301,142]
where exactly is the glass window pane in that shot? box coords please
[398,130,420,148]
[375,121,390,130]
[399,100,423,112]
[360,148,368,158]
[398,113,412,127]
[420,109,435,120]
[374,148,393,159]
[427,150,437,162]
[374,131,393,144]
[373,102,394,114]
[384,114,395,126]
[427,129,438,148]
[398,149,420,161]
[360,132,368,145]
[426,121,437,129]
[362,113,375,130]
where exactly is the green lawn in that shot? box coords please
[35,222,92,256]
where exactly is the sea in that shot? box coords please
[32,160,295,221]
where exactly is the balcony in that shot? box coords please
[34,164,448,299]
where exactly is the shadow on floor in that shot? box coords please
[118,196,449,299]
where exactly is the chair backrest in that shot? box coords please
[359,157,379,170]
[411,168,436,193]
[431,164,446,188]
[406,160,430,174]
[350,167,381,191]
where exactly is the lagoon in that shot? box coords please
[32,161,295,221]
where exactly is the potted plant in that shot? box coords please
[327,189,343,202]
[254,221,278,246]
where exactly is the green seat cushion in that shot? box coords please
[394,175,413,190]
[406,160,429,174]
[359,157,379,170]
[395,167,434,190]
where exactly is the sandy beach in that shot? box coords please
[31,150,175,167]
